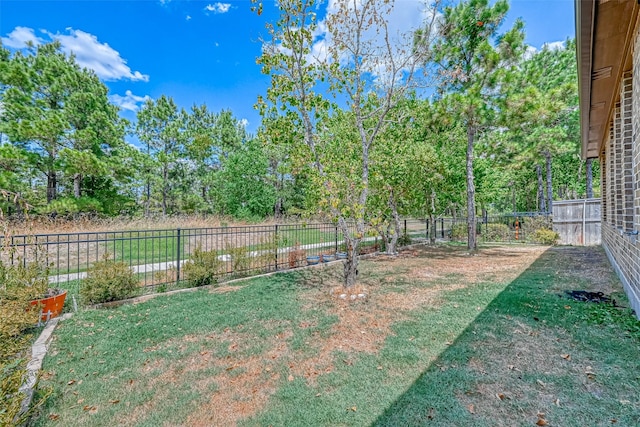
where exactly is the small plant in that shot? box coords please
[0,191,50,425]
[397,233,412,247]
[532,228,560,245]
[80,254,139,304]
[450,223,467,240]
[183,245,224,287]
[288,242,306,268]
[227,243,251,275]
[483,223,511,241]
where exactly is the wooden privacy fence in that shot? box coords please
[552,199,601,246]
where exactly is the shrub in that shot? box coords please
[483,223,511,241]
[397,233,412,247]
[183,246,224,287]
[227,244,251,275]
[532,229,560,245]
[0,204,50,425]
[81,254,138,304]
[450,223,467,240]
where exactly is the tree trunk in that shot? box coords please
[337,217,360,288]
[429,190,436,244]
[537,164,546,213]
[144,179,151,217]
[545,150,553,214]
[162,165,168,217]
[383,191,401,255]
[466,125,477,250]
[586,158,593,198]
[73,173,82,198]
[46,170,57,203]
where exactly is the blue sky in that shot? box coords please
[1,0,576,141]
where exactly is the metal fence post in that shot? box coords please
[176,228,181,285]
[275,224,279,271]
[404,219,407,240]
[441,218,444,238]
[335,225,338,253]
[426,219,429,240]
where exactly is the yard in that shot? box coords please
[33,244,640,426]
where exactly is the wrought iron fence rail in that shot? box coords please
[5,216,548,302]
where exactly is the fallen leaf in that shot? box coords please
[77,398,84,404]
[554,398,560,407]
[315,393,321,397]
[564,305,571,309]
[467,404,475,414]
[377,366,383,370]
[561,354,571,360]
[497,393,505,400]
[287,374,294,382]
[109,399,120,404]
[349,406,357,412]
[536,380,546,388]
[611,419,617,424]
[48,414,60,420]
[536,419,548,426]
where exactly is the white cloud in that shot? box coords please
[109,90,151,112]
[49,28,149,82]
[524,45,537,60]
[186,15,192,21]
[239,118,249,128]
[1,26,43,48]
[205,3,231,14]
[542,41,565,51]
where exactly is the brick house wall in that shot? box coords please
[600,28,640,319]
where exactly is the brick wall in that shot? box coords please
[599,28,640,319]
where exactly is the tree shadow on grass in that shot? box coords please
[372,246,640,427]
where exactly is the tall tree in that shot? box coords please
[431,0,524,250]
[0,41,126,205]
[257,0,438,287]
[136,96,188,216]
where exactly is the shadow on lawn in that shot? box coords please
[372,246,640,427]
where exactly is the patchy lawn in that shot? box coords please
[32,244,640,426]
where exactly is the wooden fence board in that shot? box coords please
[552,199,601,245]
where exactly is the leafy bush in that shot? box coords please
[450,223,467,240]
[483,223,511,241]
[227,244,251,275]
[183,246,224,287]
[397,233,412,247]
[0,212,50,425]
[532,229,560,245]
[81,255,138,304]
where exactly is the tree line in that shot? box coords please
[1,0,594,248]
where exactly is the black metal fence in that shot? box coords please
[5,215,548,303]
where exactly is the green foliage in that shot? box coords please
[183,246,224,287]
[482,223,511,241]
[40,196,104,216]
[226,244,251,276]
[532,228,559,245]
[397,234,412,247]
[0,213,49,425]
[80,255,138,304]
[0,41,127,207]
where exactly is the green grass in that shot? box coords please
[32,245,640,426]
